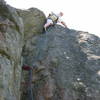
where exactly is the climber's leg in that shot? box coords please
[44,19,53,31]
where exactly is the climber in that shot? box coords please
[44,12,67,31]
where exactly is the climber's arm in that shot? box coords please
[61,21,67,28]
[58,18,67,28]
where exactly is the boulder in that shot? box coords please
[17,8,46,40]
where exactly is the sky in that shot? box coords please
[5,0,100,37]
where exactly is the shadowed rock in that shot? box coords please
[23,25,100,100]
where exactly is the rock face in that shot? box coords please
[0,1,24,100]
[22,25,100,100]
[17,8,46,40]
[0,1,45,100]
[1,0,100,100]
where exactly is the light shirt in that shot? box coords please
[56,14,62,23]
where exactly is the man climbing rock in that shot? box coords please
[44,12,67,31]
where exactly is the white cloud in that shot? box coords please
[5,0,100,37]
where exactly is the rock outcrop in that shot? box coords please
[22,25,100,100]
[17,8,46,40]
[0,1,24,100]
[0,1,45,100]
[0,0,100,100]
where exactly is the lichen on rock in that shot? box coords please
[17,8,46,40]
